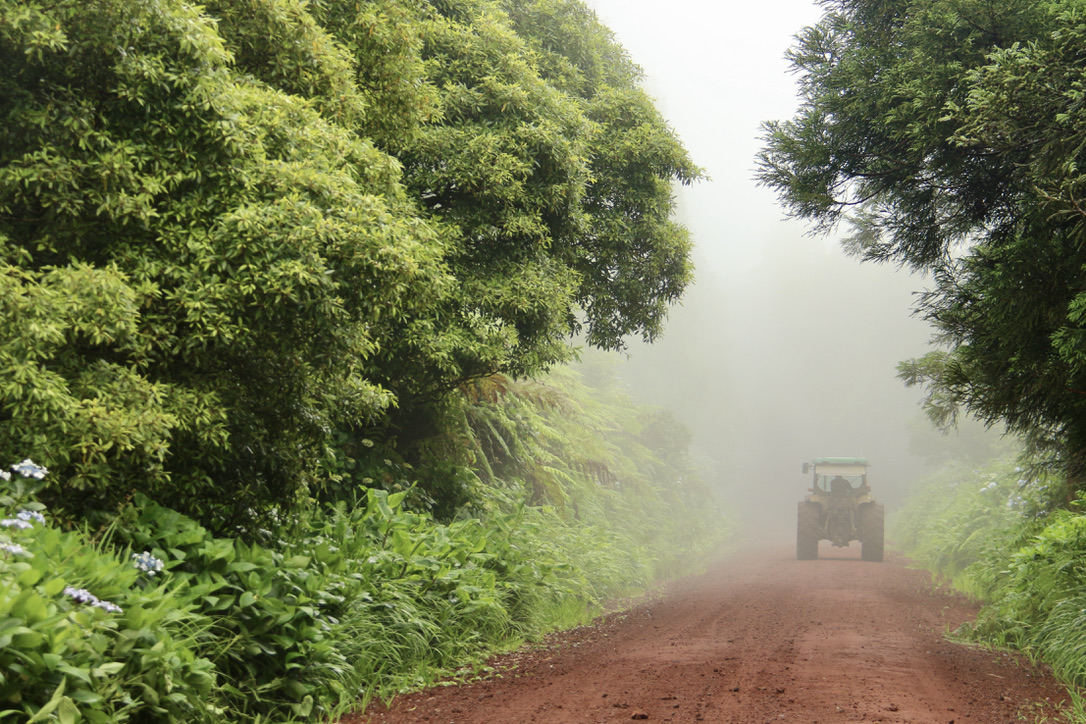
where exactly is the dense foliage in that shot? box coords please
[889,450,1086,701]
[0,0,699,528]
[757,0,1086,488]
[892,449,1058,588]
[0,361,728,722]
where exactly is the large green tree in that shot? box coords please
[199,0,699,379]
[0,0,699,526]
[501,0,701,349]
[758,0,1086,487]
[0,0,447,525]
[228,0,700,461]
[364,0,702,398]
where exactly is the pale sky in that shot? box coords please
[588,0,828,272]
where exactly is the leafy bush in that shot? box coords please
[0,462,217,724]
[105,486,616,717]
[965,507,1086,661]
[1,466,574,722]
[891,451,1059,593]
[891,448,1086,696]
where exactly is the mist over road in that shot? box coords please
[354,545,1067,724]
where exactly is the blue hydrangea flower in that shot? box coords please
[132,551,165,576]
[63,587,122,614]
[11,459,47,479]
[16,509,45,525]
[92,599,123,614]
[63,586,99,604]
[0,519,32,531]
[0,542,30,557]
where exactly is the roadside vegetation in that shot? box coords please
[0,361,728,723]
[890,447,1086,716]
[0,0,726,721]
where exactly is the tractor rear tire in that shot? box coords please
[861,503,884,562]
[797,502,819,560]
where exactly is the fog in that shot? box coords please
[583,0,988,538]
[617,236,935,539]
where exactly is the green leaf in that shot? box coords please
[57,697,79,724]
[91,662,125,677]
[43,578,67,596]
[17,568,42,587]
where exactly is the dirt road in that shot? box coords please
[348,545,1070,724]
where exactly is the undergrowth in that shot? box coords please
[1,361,730,722]
[892,450,1086,721]
[1,478,691,723]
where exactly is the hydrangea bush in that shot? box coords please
[0,459,217,723]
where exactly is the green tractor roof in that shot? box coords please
[811,456,869,467]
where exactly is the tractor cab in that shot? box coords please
[804,457,870,495]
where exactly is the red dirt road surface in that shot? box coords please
[348,545,1071,724]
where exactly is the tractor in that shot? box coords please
[797,457,883,562]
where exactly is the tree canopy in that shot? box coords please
[757,0,1086,488]
[0,0,699,527]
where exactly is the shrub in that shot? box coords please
[893,449,1086,697]
[0,460,216,724]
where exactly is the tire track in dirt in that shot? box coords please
[346,544,1070,724]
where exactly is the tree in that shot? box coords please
[757,0,1086,488]
[385,0,701,381]
[0,0,447,526]
[310,0,701,473]
[206,0,701,421]
[500,0,702,350]
[0,0,699,525]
